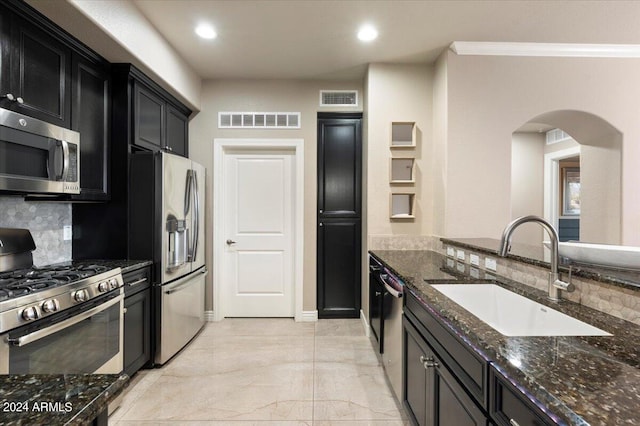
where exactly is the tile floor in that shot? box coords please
[109,318,408,425]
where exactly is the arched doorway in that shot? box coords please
[511,110,622,245]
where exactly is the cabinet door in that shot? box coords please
[317,219,361,318]
[404,317,432,426]
[435,359,487,426]
[123,288,151,376]
[7,15,71,127]
[166,104,188,157]
[0,5,10,99]
[134,82,165,151]
[71,54,110,200]
[317,115,362,217]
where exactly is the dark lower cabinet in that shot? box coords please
[404,317,486,426]
[317,219,361,318]
[490,367,553,426]
[123,266,152,376]
[403,290,557,426]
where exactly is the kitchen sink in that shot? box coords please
[431,284,612,337]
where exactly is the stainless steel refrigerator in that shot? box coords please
[130,151,206,365]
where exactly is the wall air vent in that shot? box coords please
[546,128,573,145]
[218,112,301,129]
[320,90,358,107]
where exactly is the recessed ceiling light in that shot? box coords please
[357,25,378,42]
[195,24,217,40]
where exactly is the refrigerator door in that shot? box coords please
[189,160,206,272]
[156,267,206,365]
[161,153,194,284]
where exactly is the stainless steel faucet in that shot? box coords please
[498,215,574,301]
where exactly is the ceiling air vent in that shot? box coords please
[320,90,358,107]
[218,112,301,129]
[546,128,573,145]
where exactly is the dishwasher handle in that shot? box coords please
[380,274,403,298]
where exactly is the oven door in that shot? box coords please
[0,291,123,374]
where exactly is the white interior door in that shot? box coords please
[223,149,295,317]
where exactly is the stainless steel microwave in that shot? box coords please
[0,108,80,195]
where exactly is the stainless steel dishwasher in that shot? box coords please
[369,254,404,401]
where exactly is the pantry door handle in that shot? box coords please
[226,239,236,245]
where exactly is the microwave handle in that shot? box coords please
[5,294,123,347]
[47,140,69,181]
[60,140,70,181]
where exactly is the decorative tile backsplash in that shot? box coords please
[0,196,72,266]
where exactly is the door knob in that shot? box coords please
[226,239,236,245]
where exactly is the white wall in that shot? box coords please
[189,79,363,312]
[437,51,639,244]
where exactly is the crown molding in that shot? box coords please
[450,42,640,58]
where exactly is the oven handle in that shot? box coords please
[6,294,123,347]
[380,274,403,299]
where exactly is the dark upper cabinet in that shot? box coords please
[3,13,71,128]
[71,53,111,201]
[166,104,188,157]
[125,66,190,157]
[317,116,362,218]
[134,82,165,151]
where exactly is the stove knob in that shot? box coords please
[98,281,109,293]
[41,299,58,313]
[109,278,119,289]
[74,289,89,302]
[21,306,39,321]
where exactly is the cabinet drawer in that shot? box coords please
[123,265,152,296]
[405,290,489,409]
[490,367,553,426]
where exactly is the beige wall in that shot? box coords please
[364,63,432,317]
[437,51,639,245]
[189,79,363,313]
[510,132,544,245]
[366,64,434,236]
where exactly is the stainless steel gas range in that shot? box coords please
[0,228,124,374]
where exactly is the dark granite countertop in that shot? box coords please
[0,374,128,425]
[49,259,153,275]
[441,237,640,291]
[370,249,640,426]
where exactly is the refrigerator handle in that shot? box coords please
[191,170,200,262]
[184,170,193,216]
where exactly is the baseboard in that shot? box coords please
[360,309,370,337]
[204,310,216,322]
[301,310,318,322]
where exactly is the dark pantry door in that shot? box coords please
[317,113,362,318]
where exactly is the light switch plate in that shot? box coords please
[456,249,465,261]
[485,257,497,271]
[63,225,72,241]
[470,254,480,266]
[446,247,455,257]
